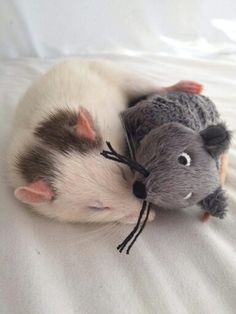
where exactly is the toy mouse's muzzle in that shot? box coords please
[133,181,147,199]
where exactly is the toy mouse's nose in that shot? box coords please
[133,181,147,199]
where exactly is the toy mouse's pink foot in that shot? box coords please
[167,80,203,94]
[201,212,210,222]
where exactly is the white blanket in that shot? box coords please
[0,55,235,314]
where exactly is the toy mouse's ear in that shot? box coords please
[14,180,54,204]
[200,123,231,157]
[199,187,227,219]
[76,107,96,141]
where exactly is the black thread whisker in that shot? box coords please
[100,141,151,254]
[101,150,134,164]
[100,153,127,164]
[126,202,151,254]
[101,142,149,177]
[117,200,147,253]
[100,153,144,172]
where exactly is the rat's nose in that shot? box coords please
[133,181,147,199]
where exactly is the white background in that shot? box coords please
[1,0,236,60]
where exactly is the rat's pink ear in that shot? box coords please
[14,180,54,204]
[76,107,96,140]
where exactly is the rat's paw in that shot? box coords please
[169,80,203,94]
[120,209,156,224]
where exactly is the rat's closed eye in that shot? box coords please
[89,206,110,211]
[88,200,111,211]
[178,152,191,166]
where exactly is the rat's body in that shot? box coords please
[122,92,231,218]
[8,58,202,223]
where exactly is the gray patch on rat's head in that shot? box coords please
[15,145,58,184]
[34,109,103,154]
[134,122,220,210]
[15,109,104,199]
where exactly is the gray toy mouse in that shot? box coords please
[120,91,231,219]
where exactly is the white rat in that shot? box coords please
[7,58,202,224]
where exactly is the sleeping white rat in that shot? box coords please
[7,58,202,224]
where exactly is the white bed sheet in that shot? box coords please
[0,55,235,314]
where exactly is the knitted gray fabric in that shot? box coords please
[123,92,220,148]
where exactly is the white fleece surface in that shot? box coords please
[0,56,235,314]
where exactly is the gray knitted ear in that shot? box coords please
[199,187,227,219]
[200,123,231,157]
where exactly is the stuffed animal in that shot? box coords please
[101,91,231,254]
[120,91,231,219]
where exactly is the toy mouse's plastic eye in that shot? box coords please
[183,192,192,200]
[178,152,191,166]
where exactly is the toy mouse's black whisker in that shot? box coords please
[101,142,149,177]
[117,200,147,253]
[101,151,133,167]
[126,202,151,254]
[100,153,126,164]
[101,141,151,254]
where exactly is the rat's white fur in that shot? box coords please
[8,58,165,224]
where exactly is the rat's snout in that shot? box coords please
[133,181,147,199]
